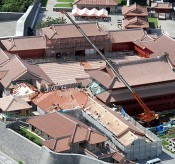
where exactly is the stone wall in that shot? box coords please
[0,12,23,21]
[0,122,42,164]
[39,146,109,164]
[0,121,110,164]
[16,0,41,36]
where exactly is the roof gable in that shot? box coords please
[134,34,175,65]
[42,23,108,40]
[122,3,148,16]
[109,28,145,43]
[32,88,88,112]
[0,49,13,66]
[1,36,46,51]
[0,56,53,88]
[27,112,107,148]
[86,54,175,89]
[151,2,172,9]
[0,95,31,112]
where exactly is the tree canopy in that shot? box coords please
[0,0,34,12]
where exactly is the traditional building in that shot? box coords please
[0,95,31,120]
[122,3,148,19]
[133,34,175,63]
[41,23,110,58]
[109,29,175,64]
[123,17,149,29]
[151,2,173,19]
[0,55,53,97]
[0,36,46,59]
[32,88,88,115]
[122,3,149,29]
[73,0,117,13]
[0,49,13,66]
[86,54,175,115]
[109,28,145,51]
[27,112,123,162]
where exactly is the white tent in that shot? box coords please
[71,7,108,17]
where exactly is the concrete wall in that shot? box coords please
[82,111,125,152]
[82,111,162,160]
[16,0,41,36]
[0,12,23,21]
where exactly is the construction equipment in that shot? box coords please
[62,11,158,125]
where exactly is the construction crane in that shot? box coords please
[62,11,158,124]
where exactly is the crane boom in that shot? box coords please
[63,12,156,121]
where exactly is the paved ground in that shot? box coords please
[0,21,16,37]
[38,10,124,31]
[137,148,175,164]
[0,151,17,164]
[158,19,175,38]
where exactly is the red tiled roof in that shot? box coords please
[122,3,148,16]
[42,23,108,39]
[27,112,107,152]
[86,54,175,89]
[0,95,31,112]
[151,2,172,9]
[0,56,53,88]
[134,34,175,65]
[1,36,46,51]
[0,49,13,66]
[32,88,88,112]
[74,0,117,6]
[124,17,149,29]
[97,80,175,103]
[42,137,70,153]
[109,28,145,43]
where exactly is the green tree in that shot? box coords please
[0,0,34,12]
[36,16,66,29]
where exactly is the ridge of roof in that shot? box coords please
[3,95,14,111]
[112,53,168,67]
[50,22,98,27]
[0,95,31,111]
[124,17,148,26]
[15,55,27,71]
[5,35,45,40]
[123,2,147,15]
[1,49,10,60]
[109,28,143,32]
[140,31,155,42]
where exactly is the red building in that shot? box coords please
[122,3,149,29]
[0,36,46,59]
[123,17,149,29]
[151,2,173,19]
[86,54,175,116]
[109,28,145,51]
[133,34,175,65]
[110,29,175,65]
[41,23,110,58]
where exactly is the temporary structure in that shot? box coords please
[72,7,108,17]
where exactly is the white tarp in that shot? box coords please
[72,8,108,17]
